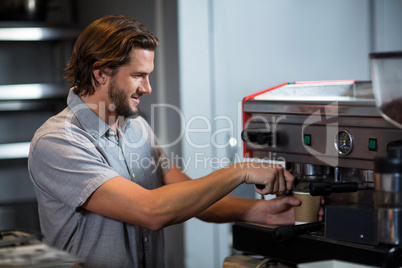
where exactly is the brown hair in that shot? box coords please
[65,15,158,96]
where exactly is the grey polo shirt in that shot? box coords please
[28,90,172,268]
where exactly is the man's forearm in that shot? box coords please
[84,166,245,230]
[197,194,300,226]
[195,193,258,223]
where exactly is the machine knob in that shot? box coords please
[241,130,274,146]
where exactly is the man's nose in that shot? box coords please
[139,77,152,95]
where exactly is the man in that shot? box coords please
[28,15,319,267]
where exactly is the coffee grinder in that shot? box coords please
[371,52,402,246]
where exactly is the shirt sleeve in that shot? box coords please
[28,130,120,210]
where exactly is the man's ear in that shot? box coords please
[93,69,108,85]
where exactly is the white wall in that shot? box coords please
[178,0,402,267]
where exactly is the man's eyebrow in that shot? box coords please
[132,72,149,76]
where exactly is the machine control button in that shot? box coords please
[241,129,274,146]
[334,130,353,155]
[304,134,312,146]
[368,138,377,151]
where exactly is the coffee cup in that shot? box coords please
[293,191,321,224]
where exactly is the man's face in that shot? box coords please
[108,48,154,118]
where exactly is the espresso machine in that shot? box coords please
[233,54,402,267]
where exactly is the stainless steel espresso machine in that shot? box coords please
[233,64,402,266]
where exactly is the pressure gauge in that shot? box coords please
[335,130,353,155]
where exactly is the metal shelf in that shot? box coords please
[0,27,80,41]
[0,83,68,100]
[0,142,30,160]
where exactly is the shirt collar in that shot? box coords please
[67,89,111,139]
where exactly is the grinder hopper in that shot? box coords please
[370,52,402,128]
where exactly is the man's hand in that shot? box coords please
[244,195,300,225]
[242,195,325,225]
[236,162,294,195]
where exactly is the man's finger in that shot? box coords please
[277,166,286,192]
[284,170,295,190]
